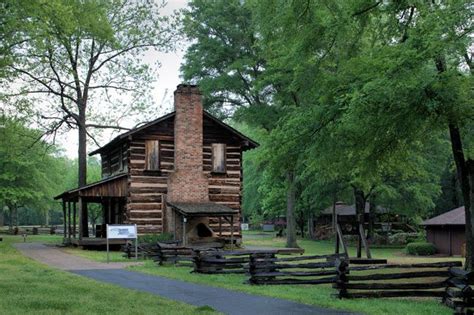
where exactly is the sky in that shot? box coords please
[60,0,189,158]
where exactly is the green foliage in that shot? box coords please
[181,0,472,235]
[181,0,270,120]
[406,242,437,256]
[0,117,61,224]
[388,233,421,246]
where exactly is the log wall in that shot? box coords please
[101,141,128,177]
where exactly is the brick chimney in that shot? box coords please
[167,84,209,203]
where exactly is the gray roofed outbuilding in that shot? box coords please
[421,206,465,226]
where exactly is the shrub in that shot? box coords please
[138,233,174,244]
[388,232,420,245]
[406,242,437,256]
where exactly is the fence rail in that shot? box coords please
[334,259,463,299]
[193,248,305,275]
[249,253,343,285]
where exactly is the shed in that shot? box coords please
[421,206,465,256]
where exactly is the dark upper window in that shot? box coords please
[145,140,160,171]
[212,143,226,173]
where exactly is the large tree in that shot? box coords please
[4,0,175,187]
[3,0,176,237]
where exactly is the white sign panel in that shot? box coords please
[241,223,249,231]
[107,224,137,239]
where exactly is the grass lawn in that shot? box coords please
[0,234,217,315]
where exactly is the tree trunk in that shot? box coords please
[308,213,314,239]
[368,199,376,240]
[298,214,305,238]
[451,171,460,208]
[78,104,89,237]
[332,193,337,232]
[286,171,298,248]
[435,56,473,269]
[8,205,13,231]
[449,124,473,270]
[353,186,366,258]
[0,206,4,227]
[45,209,49,226]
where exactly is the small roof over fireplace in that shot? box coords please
[167,201,238,217]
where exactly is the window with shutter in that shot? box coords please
[145,140,160,171]
[212,143,226,173]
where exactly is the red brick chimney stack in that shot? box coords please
[167,84,209,203]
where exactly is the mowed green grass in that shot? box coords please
[0,235,217,315]
[125,232,455,315]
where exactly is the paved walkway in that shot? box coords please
[15,243,353,315]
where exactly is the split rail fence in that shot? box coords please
[123,242,473,313]
[334,259,463,299]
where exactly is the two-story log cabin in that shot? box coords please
[55,84,258,247]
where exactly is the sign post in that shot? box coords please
[106,224,138,263]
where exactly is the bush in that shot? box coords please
[388,232,420,245]
[138,233,174,244]
[406,242,437,256]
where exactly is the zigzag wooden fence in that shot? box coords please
[334,259,463,299]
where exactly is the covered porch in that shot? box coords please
[54,173,128,248]
[167,201,239,248]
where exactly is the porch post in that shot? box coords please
[182,216,187,246]
[72,202,76,238]
[230,215,234,250]
[173,210,177,240]
[78,197,83,240]
[67,202,72,242]
[62,201,66,242]
[219,217,222,237]
[80,196,89,238]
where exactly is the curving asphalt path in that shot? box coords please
[15,242,354,315]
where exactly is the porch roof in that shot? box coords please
[54,173,128,202]
[167,201,238,217]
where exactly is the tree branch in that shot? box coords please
[85,124,131,131]
[352,1,381,17]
